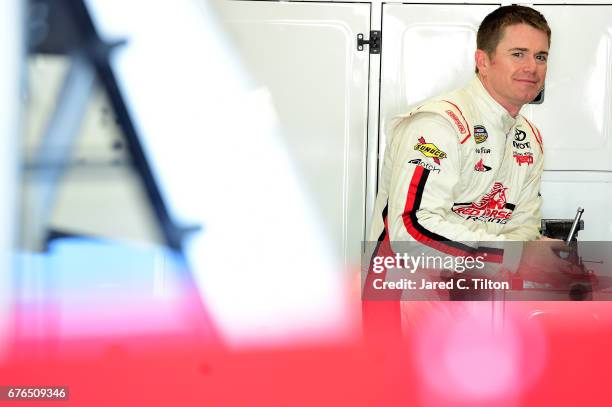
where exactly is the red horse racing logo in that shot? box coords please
[452,182,513,224]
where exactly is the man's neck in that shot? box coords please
[477,74,521,118]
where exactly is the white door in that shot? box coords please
[220,1,371,265]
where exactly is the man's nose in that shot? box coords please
[523,56,537,73]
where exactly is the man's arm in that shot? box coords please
[500,127,543,240]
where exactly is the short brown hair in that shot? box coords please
[476,5,551,73]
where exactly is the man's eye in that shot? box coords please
[512,52,524,58]
[536,55,548,62]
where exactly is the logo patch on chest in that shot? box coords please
[408,158,441,173]
[474,125,488,144]
[414,137,447,164]
[513,151,534,166]
[452,182,514,224]
[474,158,492,172]
[513,128,531,149]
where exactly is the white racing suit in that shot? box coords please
[369,76,544,271]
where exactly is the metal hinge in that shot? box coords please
[357,31,381,54]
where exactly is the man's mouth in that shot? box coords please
[514,78,538,85]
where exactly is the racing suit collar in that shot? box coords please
[469,76,517,135]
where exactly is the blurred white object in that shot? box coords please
[0,0,22,358]
[85,0,351,347]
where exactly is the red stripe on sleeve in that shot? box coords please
[400,166,502,263]
[523,117,544,153]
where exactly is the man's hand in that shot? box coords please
[517,237,577,287]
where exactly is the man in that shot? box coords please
[369,5,570,282]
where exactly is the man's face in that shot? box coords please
[477,23,549,112]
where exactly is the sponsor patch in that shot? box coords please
[452,182,513,224]
[414,137,447,165]
[513,128,531,149]
[474,125,488,144]
[514,128,527,142]
[513,140,531,149]
[408,158,440,173]
[474,158,492,172]
[513,151,534,166]
[475,147,491,154]
[445,110,467,134]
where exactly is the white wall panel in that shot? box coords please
[541,171,612,240]
[524,5,612,171]
[221,1,370,265]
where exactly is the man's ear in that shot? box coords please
[475,49,489,74]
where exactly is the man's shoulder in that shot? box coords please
[398,92,473,142]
